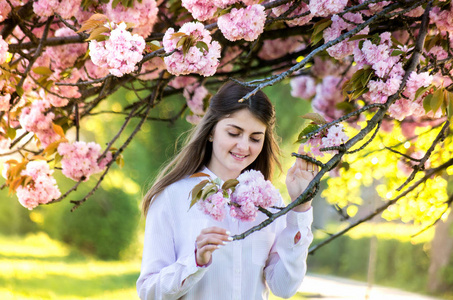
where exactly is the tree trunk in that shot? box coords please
[427,210,453,293]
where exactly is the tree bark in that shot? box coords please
[428,210,453,293]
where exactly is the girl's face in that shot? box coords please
[207,109,266,181]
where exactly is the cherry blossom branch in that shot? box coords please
[309,157,453,254]
[237,2,403,101]
[233,3,432,241]
[396,120,450,191]
[69,77,167,211]
[384,147,422,161]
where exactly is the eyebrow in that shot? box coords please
[226,124,265,135]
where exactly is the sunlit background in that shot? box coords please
[1,81,450,299]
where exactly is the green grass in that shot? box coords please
[0,232,306,299]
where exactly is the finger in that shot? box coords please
[197,236,230,249]
[200,227,229,235]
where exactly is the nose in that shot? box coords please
[236,136,249,151]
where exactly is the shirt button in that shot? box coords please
[235,269,240,275]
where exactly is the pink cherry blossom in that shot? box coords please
[218,5,266,42]
[324,13,369,60]
[309,0,348,17]
[19,99,60,148]
[359,0,391,17]
[305,123,348,157]
[272,1,313,26]
[45,27,87,70]
[312,76,345,122]
[230,170,280,222]
[168,76,198,89]
[163,22,221,76]
[404,71,433,100]
[89,22,146,77]
[430,6,453,32]
[0,35,8,64]
[33,0,81,19]
[257,36,302,60]
[183,83,208,116]
[58,141,113,181]
[104,0,158,37]
[290,75,316,100]
[16,160,61,210]
[198,190,228,222]
[0,94,10,111]
[0,0,11,23]
[181,0,218,21]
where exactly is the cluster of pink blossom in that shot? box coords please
[0,135,11,153]
[163,22,221,76]
[324,13,369,59]
[305,123,348,156]
[168,76,198,89]
[354,32,405,105]
[103,0,158,37]
[0,36,8,64]
[15,160,61,210]
[257,36,302,60]
[80,59,110,81]
[218,5,266,42]
[272,1,313,26]
[19,99,60,147]
[311,76,344,122]
[389,70,438,121]
[33,0,81,19]
[308,0,348,17]
[183,83,208,124]
[45,27,87,70]
[89,22,146,77]
[198,190,229,222]
[290,75,316,100]
[181,0,237,21]
[358,0,390,16]
[430,6,453,32]
[0,94,10,111]
[57,141,112,182]
[0,0,11,22]
[230,170,280,222]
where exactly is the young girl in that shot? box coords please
[137,81,317,300]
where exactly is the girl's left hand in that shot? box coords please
[286,144,319,212]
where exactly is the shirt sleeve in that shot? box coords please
[136,188,209,300]
[264,207,314,298]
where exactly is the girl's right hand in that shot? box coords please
[195,227,231,266]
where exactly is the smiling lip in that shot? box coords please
[231,152,248,160]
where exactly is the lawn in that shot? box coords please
[0,232,306,299]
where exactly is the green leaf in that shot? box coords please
[391,50,404,57]
[312,19,332,36]
[296,124,320,144]
[6,127,16,140]
[423,93,433,113]
[32,66,53,76]
[15,86,24,97]
[301,113,327,125]
[222,179,239,190]
[430,88,444,114]
[414,85,432,100]
[448,91,453,119]
[189,179,209,209]
[195,41,208,53]
[200,183,218,200]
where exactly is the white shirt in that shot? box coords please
[137,168,313,300]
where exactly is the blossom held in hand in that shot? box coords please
[198,191,228,222]
[230,170,280,222]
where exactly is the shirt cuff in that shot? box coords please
[287,207,313,229]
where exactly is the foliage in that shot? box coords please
[0,0,452,246]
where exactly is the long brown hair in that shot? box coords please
[142,81,281,215]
